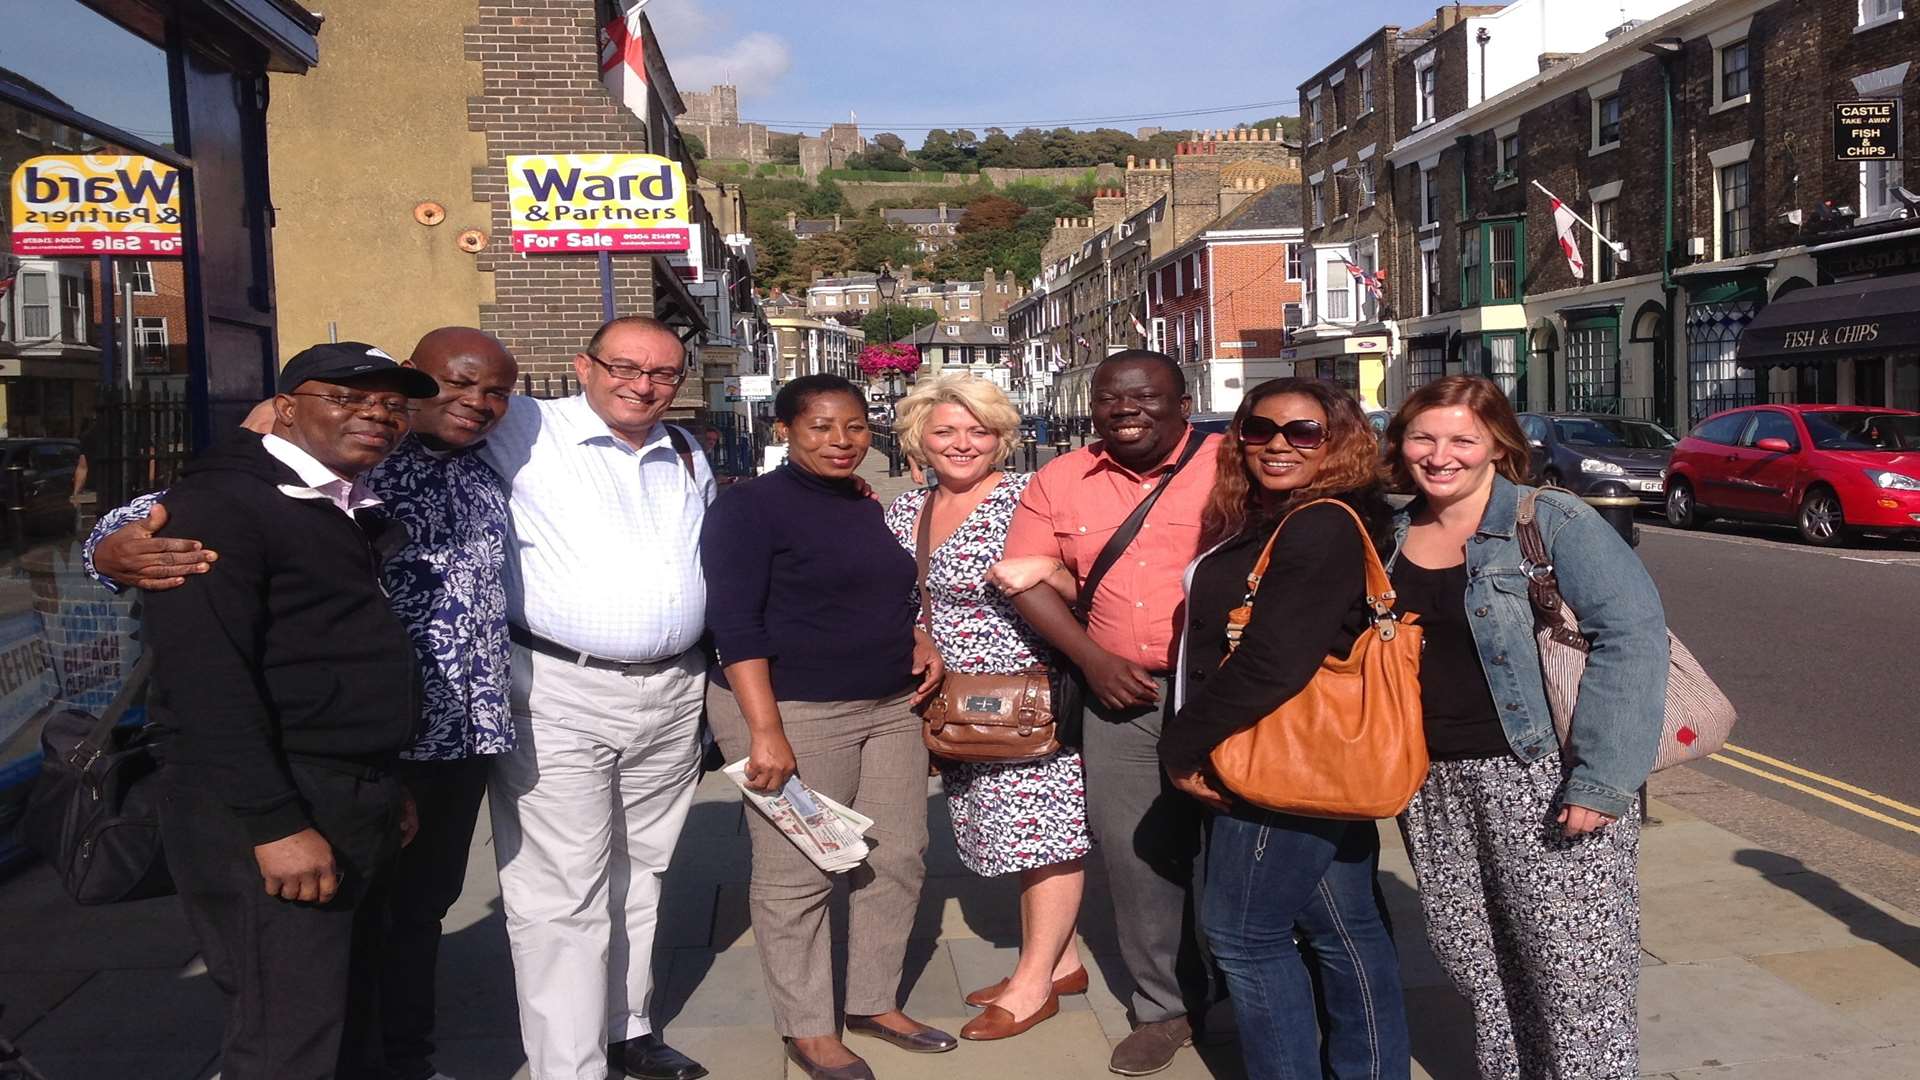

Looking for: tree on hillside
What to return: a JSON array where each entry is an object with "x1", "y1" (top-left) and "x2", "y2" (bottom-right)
[
  {"x1": 682, "y1": 133, "x2": 706, "y2": 161},
  {"x1": 917, "y1": 129, "x2": 976, "y2": 173},
  {"x1": 848, "y1": 215, "x2": 919, "y2": 270},
  {"x1": 861, "y1": 303, "x2": 938, "y2": 343},
  {"x1": 802, "y1": 178, "x2": 848, "y2": 216},
  {"x1": 791, "y1": 232, "x2": 860, "y2": 282},
  {"x1": 957, "y1": 194, "x2": 1028, "y2": 235}
]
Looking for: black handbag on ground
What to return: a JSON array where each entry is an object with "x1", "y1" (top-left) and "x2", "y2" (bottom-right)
[
  {"x1": 21, "y1": 652, "x2": 173, "y2": 905},
  {"x1": 1051, "y1": 432, "x2": 1209, "y2": 746}
]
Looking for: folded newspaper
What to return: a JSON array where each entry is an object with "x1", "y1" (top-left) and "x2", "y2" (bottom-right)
[{"x1": 723, "y1": 759, "x2": 875, "y2": 873}]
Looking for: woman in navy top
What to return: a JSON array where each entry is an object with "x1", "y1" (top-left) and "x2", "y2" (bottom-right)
[{"x1": 700, "y1": 374, "x2": 952, "y2": 1080}]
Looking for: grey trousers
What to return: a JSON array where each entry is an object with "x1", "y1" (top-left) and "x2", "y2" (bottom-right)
[
  {"x1": 705, "y1": 684, "x2": 930, "y2": 1038},
  {"x1": 1081, "y1": 677, "x2": 1214, "y2": 1025}
]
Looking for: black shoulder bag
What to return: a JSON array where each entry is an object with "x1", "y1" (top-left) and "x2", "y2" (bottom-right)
[
  {"x1": 1051, "y1": 432, "x2": 1209, "y2": 744},
  {"x1": 22, "y1": 650, "x2": 173, "y2": 905}
]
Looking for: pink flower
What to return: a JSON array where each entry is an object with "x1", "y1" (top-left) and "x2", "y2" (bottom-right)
[{"x1": 857, "y1": 343, "x2": 923, "y2": 379}]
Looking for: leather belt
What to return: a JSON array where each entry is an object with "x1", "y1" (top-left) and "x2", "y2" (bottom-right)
[{"x1": 509, "y1": 625, "x2": 686, "y2": 675}]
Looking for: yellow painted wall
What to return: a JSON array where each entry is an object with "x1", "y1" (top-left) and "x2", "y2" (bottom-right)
[{"x1": 266, "y1": 0, "x2": 492, "y2": 363}]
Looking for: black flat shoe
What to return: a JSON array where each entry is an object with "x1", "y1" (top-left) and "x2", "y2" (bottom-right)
[
  {"x1": 843, "y1": 1014, "x2": 959, "y2": 1053},
  {"x1": 784, "y1": 1039, "x2": 876, "y2": 1080},
  {"x1": 607, "y1": 1033, "x2": 708, "y2": 1080}
]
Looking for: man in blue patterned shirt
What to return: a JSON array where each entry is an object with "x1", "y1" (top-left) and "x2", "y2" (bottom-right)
[{"x1": 88, "y1": 327, "x2": 519, "y2": 1080}]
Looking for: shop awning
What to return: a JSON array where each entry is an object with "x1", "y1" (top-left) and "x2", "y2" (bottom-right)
[{"x1": 1736, "y1": 272, "x2": 1920, "y2": 368}]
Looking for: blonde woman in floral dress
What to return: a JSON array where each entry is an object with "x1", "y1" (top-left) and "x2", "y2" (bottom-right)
[{"x1": 883, "y1": 374, "x2": 1093, "y2": 1043}]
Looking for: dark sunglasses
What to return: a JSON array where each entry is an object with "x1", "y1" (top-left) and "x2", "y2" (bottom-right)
[{"x1": 1239, "y1": 415, "x2": 1327, "y2": 450}]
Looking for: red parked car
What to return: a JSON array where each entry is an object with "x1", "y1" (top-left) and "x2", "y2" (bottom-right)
[{"x1": 1665, "y1": 404, "x2": 1920, "y2": 546}]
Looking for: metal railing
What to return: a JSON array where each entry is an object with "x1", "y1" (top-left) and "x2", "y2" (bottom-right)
[{"x1": 89, "y1": 382, "x2": 192, "y2": 511}]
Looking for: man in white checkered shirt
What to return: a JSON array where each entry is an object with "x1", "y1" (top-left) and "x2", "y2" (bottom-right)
[{"x1": 478, "y1": 315, "x2": 714, "y2": 1080}]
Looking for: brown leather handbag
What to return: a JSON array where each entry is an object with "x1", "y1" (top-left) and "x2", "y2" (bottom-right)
[
  {"x1": 1207, "y1": 499, "x2": 1429, "y2": 820},
  {"x1": 915, "y1": 492, "x2": 1062, "y2": 765}
]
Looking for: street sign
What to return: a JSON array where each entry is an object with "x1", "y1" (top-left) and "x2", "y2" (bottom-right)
[
  {"x1": 1834, "y1": 101, "x2": 1901, "y2": 161},
  {"x1": 9, "y1": 154, "x2": 183, "y2": 257},
  {"x1": 506, "y1": 153, "x2": 692, "y2": 254}
]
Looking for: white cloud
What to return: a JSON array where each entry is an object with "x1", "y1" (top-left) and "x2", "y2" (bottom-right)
[
  {"x1": 645, "y1": 0, "x2": 793, "y2": 100},
  {"x1": 671, "y1": 32, "x2": 793, "y2": 100}
]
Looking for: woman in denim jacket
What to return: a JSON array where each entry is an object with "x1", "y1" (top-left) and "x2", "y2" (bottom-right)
[{"x1": 1383, "y1": 377, "x2": 1667, "y2": 1080}]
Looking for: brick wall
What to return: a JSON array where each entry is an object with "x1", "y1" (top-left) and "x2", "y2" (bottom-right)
[
  {"x1": 1211, "y1": 241, "x2": 1305, "y2": 359},
  {"x1": 1301, "y1": 28, "x2": 1403, "y2": 315}
]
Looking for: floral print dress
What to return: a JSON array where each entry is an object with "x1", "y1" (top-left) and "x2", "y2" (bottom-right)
[{"x1": 885, "y1": 473, "x2": 1092, "y2": 877}]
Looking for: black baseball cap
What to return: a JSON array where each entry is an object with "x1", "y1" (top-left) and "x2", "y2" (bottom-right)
[{"x1": 278, "y1": 341, "x2": 440, "y2": 398}]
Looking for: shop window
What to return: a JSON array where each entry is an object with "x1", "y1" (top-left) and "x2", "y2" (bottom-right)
[
  {"x1": 1686, "y1": 300, "x2": 1760, "y2": 423},
  {"x1": 1565, "y1": 318, "x2": 1622, "y2": 413}
]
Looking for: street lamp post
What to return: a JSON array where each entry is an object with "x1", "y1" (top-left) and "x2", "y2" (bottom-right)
[{"x1": 876, "y1": 266, "x2": 903, "y2": 476}]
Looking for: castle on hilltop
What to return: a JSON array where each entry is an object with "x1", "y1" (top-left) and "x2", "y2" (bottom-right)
[{"x1": 679, "y1": 84, "x2": 864, "y2": 180}]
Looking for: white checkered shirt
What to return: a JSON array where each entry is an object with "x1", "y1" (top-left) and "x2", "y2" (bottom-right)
[{"x1": 480, "y1": 394, "x2": 714, "y2": 661}]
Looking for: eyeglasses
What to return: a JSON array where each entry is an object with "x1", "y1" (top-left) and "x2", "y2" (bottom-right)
[
  {"x1": 587, "y1": 355, "x2": 687, "y2": 386},
  {"x1": 1239, "y1": 415, "x2": 1327, "y2": 450},
  {"x1": 289, "y1": 392, "x2": 414, "y2": 418}
]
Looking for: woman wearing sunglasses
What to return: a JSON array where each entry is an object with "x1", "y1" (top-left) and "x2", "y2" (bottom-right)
[{"x1": 1159, "y1": 377, "x2": 1410, "y2": 1080}]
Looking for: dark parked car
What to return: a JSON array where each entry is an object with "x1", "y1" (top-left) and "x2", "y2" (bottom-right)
[
  {"x1": 1665, "y1": 404, "x2": 1920, "y2": 546},
  {"x1": 1518, "y1": 413, "x2": 1676, "y2": 505},
  {"x1": 0, "y1": 438, "x2": 82, "y2": 547}
]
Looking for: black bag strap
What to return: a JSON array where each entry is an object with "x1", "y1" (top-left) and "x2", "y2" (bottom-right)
[
  {"x1": 664, "y1": 424, "x2": 698, "y2": 482},
  {"x1": 1073, "y1": 430, "x2": 1208, "y2": 623},
  {"x1": 73, "y1": 650, "x2": 156, "y2": 766},
  {"x1": 915, "y1": 491, "x2": 935, "y2": 632}
]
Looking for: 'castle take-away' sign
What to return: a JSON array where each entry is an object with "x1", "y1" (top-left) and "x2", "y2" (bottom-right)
[{"x1": 1833, "y1": 101, "x2": 1901, "y2": 161}]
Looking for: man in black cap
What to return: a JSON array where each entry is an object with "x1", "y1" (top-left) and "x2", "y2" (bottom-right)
[{"x1": 143, "y1": 342, "x2": 440, "y2": 1080}]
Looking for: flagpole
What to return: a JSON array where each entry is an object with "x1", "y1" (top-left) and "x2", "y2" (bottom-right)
[{"x1": 1532, "y1": 180, "x2": 1628, "y2": 259}]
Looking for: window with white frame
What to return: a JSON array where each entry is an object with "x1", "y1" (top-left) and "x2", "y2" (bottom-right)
[
  {"x1": 1284, "y1": 302, "x2": 1303, "y2": 342},
  {"x1": 1308, "y1": 92, "x2": 1323, "y2": 143},
  {"x1": 1421, "y1": 246, "x2": 1440, "y2": 316},
  {"x1": 1356, "y1": 241, "x2": 1380, "y2": 322},
  {"x1": 1417, "y1": 61, "x2": 1438, "y2": 126},
  {"x1": 18, "y1": 272, "x2": 50, "y2": 338},
  {"x1": 1596, "y1": 94, "x2": 1622, "y2": 148},
  {"x1": 1358, "y1": 158, "x2": 1376, "y2": 207},
  {"x1": 124, "y1": 260, "x2": 155, "y2": 294},
  {"x1": 1863, "y1": 156, "x2": 1906, "y2": 218},
  {"x1": 1325, "y1": 256, "x2": 1353, "y2": 322},
  {"x1": 1311, "y1": 180, "x2": 1326, "y2": 227},
  {"x1": 1286, "y1": 243, "x2": 1305, "y2": 281},
  {"x1": 1710, "y1": 141, "x2": 1755, "y2": 258},
  {"x1": 992, "y1": 325, "x2": 1005, "y2": 337},
  {"x1": 1858, "y1": 0, "x2": 1903, "y2": 28},
  {"x1": 1497, "y1": 130, "x2": 1521, "y2": 179},
  {"x1": 1594, "y1": 198, "x2": 1620, "y2": 282},
  {"x1": 1721, "y1": 41, "x2": 1750, "y2": 101},
  {"x1": 1421, "y1": 167, "x2": 1439, "y2": 225},
  {"x1": 60, "y1": 276, "x2": 87, "y2": 343},
  {"x1": 959, "y1": 297, "x2": 971, "y2": 310},
  {"x1": 1358, "y1": 57, "x2": 1375, "y2": 113},
  {"x1": 134, "y1": 316, "x2": 167, "y2": 358}
]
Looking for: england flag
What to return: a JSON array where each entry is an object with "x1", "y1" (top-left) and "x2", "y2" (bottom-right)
[{"x1": 599, "y1": 0, "x2": 650, "y2": 120}]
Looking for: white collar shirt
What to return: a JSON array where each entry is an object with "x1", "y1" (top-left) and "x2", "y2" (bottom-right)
[
  {"x1": 479, "y1": 394, "x2": 714, "y2": 661},
  {"x1": 261, "y1": 433, "x2": 383, "y2": 518}
]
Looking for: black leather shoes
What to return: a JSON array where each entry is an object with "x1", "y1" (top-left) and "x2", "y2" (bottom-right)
[
  {"x1": 784, "y1": 1039, "x2": 876, "y2": 1080},
  {"x1": 843, "y1": 1013, "x2": 959, "y2": 1053},
  {"x1": 607, "y1": 1033, "x2": 708, "y2": 1080}
]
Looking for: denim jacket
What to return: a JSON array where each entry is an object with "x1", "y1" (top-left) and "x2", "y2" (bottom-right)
[{"x1": 1390, "y1": 476, "x2": 1669, "y2": 818}]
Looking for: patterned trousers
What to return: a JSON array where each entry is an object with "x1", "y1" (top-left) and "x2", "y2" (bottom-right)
[{"x1": 1399, "y1": 752, "x2": 1640, "y2": 1080}]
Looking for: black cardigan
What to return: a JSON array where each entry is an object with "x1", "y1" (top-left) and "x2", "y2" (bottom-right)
[{"x1": 143, "y1": 432, "x2": 421, "y2": 844}]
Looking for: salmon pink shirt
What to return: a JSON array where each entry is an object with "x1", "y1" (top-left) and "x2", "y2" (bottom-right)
[{"x1": 1003, "y1": 428, "x2": 1223, "y2": 672}]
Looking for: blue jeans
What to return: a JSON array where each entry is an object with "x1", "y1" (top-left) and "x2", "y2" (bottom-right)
[{"x1": 1203, "y1": 810, "x2": 1410, "y2": 1080}]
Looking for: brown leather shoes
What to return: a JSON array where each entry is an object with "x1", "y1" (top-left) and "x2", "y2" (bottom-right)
[
  {"x1": 842, "y1": 1014, "x2": 958, "y2": 1054},
  {"x1": 963, "y1": 966, "x2": 1091, "y2": 1007},
  {"x1": 1108, "y1": 1014, "x2": 1193, "y2": 1076},
  {"x1": 960, "y1": 991, "x2": 1060, "y2": 1041}
]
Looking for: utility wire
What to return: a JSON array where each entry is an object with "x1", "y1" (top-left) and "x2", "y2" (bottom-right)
[{"x1": 738, "y1": 98, "x2": 1300, "y2": 133}]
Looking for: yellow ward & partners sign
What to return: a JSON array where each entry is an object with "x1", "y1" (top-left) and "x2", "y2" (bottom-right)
[
  {"x1": 9, "y1": 154, "x2": 183, "y2": 256},
  {"x1": 507, "y1": 153, "x2": 691, "y2": 254}
]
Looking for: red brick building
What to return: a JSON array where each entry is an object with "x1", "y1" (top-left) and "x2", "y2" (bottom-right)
[{"x1": 1144, "y1": 181, "x2": 1306, "y2": 413}]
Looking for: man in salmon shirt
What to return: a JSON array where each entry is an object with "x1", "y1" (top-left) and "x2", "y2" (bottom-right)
[{"x1": 1002, "y1": 351, "x2": 1224, "y2": 1077}]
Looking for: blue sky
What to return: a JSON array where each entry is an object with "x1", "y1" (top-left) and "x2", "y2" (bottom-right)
[{"x1": 649, "y1": 0, "x2": 1434, "y2": 140}]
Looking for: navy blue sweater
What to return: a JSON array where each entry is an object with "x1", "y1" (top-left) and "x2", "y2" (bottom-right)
[{"x1": 700, "y1": 464, "x2": 918, "y2": 702}]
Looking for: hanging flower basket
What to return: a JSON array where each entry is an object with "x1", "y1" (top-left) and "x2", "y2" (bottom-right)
[{"x1": 858, "y1": 343, "x2": 922, "y2": 380}]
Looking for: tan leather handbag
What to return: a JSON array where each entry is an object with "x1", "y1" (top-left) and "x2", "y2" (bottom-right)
[
  {"x1": 914, "y1": 493, "x2": 1062, "y2": 765},
  {"x1": 1208, "y1": 500, "x2": 1429, "y2": 820}
]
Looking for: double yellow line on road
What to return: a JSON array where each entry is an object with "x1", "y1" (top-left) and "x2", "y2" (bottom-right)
[{"x1": 1710, "y1": 743, "x2": 1920, "y2": 836}]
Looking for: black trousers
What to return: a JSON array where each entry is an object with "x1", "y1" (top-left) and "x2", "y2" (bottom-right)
[
  {"x1": 379, "y1": 756, "x2": 490, "y2": 1080},
  {"x1": 160, "y1": 760, "x2": 403, "y2": 1080}
]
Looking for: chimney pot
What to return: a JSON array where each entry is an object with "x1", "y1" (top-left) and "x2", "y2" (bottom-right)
[{"x1": 1127, "y1": 155, "x2": 1137, "y2": 168}]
